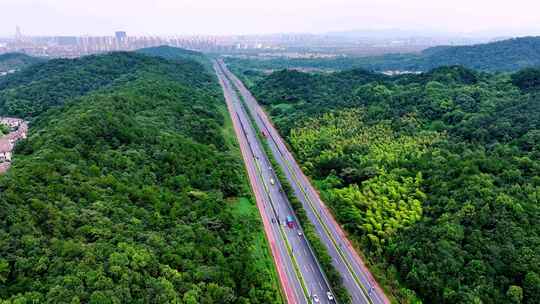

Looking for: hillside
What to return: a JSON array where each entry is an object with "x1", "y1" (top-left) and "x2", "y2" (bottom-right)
[
  {"x1": 0, "y1": 53, "x2": 45, "y2": 74},
  {"x1": 227, "y1": 36, "x2": 540, "y2": 73},
  {"x1": 137, "y1": 46, "x2": 211, "y2": 72},
  {"x1": 137, "y1": 46, "x2": 203, "y2": 61},
  {"x1": 249, "y1": 66, "x2": 540, "y2": 303},
  {"x1": 418, "y1": 36, "x2": 540, "y2": 71},
  {"x1": 0, "y1": 52, "x2": 282, "y2": 303},
  {"x1": 0, "y1": 52, "x2": 211, "y2": 118}
]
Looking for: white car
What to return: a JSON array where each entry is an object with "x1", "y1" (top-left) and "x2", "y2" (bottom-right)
[
  {"x1": 327, "y1": 291, "x2": 334, "y2": 301},
  {"x1": 270, "y1": 178, "x2": 275, "y2": 185},
  {"x1": 298, "y1": 231, "x2": 303, "y2": 237},
  {"x1": 312, "y1": 294, "x2": 319, "y2": 303}
]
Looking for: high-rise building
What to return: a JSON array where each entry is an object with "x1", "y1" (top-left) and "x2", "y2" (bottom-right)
[
  {"x1": 15, "y1": 26, "x2": 23, "y2": 41},
  {"x1": 115, "y1": 31, "x2": 127, "y2": 42},
  {"x1": 56, "y1": 36, "x2": 78, "y2": 46}
]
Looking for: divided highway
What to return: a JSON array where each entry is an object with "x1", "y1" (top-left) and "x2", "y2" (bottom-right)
[
  {"x1": 215, "y1": 61, "x2": 336, "y2": 304},
  {"x1": 217, "y1": 60, "x2": 391, "y2": 304}
]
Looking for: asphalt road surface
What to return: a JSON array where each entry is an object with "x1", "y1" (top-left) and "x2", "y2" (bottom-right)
[
  {"x1": 217, "y1": 60, "x2": 391, "y2": 304},
  {"x1": 215, "y1": 61, "x2": 335, "y2": 304}
]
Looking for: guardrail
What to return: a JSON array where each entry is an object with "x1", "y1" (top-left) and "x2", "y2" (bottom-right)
[
  {"x1": 222, "y1": 62, "x2": 376, "y2": 304},
  {"x1": 232, "y1": 77, "x2": 339, "y2": 304},
  {"x1": 218, "y1": 62, "x2": 311, "y2": 303}
]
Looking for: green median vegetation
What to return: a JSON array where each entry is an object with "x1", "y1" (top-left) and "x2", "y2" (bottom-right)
[{"x1": 232, "y1": 83, "x2": 352, "y2": 303}]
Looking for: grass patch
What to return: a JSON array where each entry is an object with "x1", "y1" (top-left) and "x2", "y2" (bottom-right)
[
  {"x1": 220, "y1": 104, "x2": 241, "y2": 153},
  {"x1": 231, "y1": 197, "x2": 253, "y2": 216},
  {"x1": 230, "y1": 196, "x2": 284, "y2": 304}
]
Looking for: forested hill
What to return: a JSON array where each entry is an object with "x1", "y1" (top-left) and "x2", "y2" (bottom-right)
[
  {"x1": 136, "y1": 46, "x2": 204, "y2": 61},
  {"x1": 0, "y1": 52, "x2": 282, "y2": 303},
  {"x1": 418, "y1": 36, "x2": 540, "y2": 71},
  {"x1": 226, "y1": 36, "x2": 540, "y2": 73},
  {"x1": 0, "y1": 53, "x2": 45, "y2": 74},
  {"x1": 250, "y1": 66, "x2": 540, "y2": 303},
  {"x1": 0, "y1": 51, "x2": 211, "y2": 118},
  {"x1": 136, "y1": 46, "x2": 211, "y2": 72}
]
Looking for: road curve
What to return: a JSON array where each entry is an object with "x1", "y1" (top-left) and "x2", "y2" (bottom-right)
[
  {"x1": 218, "y1": 60, "x2": 391, "y2": 304},
  {"x1": 215, "y1": 61, "x2": 336, "y2": 304}
]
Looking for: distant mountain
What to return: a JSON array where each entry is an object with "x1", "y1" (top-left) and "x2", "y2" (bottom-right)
[
  {"x1": 0, "y1": 53, "x2": 45, "y2": 74},
  {"x1": 325, "y1": 28, "x2": 452, "y2": 40},
  {"x1": 0, "y1": 51, "x2": 211, "y2": 118},
  {"x1": 418, "y1": 36, "x2": 540, "y2": 71},
  {"x1": 137, "y1": 45, "x2": 200, "y2": 58},
  {"x1": 228, "y1": 36, "x2": 540, "y2": 73}
]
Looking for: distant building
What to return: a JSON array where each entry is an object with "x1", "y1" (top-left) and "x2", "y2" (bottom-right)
[
  {"x1": 15, "y1": 26, "x2": 23, "y2": 42},
  {"x1": 56, "y1": 36, "x2": 78, "y2": 46},
  {"x1": 0, "y1": 139, "x2": 13, "y2": 162},
  {"x1": 115, "y1": 31, "x2": 127, "y2": 42}
]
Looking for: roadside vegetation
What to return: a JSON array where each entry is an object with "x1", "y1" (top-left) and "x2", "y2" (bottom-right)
[
  {"x1": 246, "y1": 65, "x2": 540, "y2": 303},
  {"x1": 0, "y1": 50, "x2": 282, "y2": 303}
]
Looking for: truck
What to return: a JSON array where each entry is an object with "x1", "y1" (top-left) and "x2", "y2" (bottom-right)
[{"x1": 286, "y1": 216, "x2": 295, "y2": 229}]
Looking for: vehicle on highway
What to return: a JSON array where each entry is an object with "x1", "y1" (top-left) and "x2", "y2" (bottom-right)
[
  {"x1": 286, "y1": 215, "x2": 295, "y2": 228},
  {"x1": 298, "y1": 230, "x2": 303, "y2": 236},
  {"x1": 312, "y1": 294, "x2": 319, "y2": 303},
  {"x1": 270, "y1": 178, "x2": 275, "y2": 185},
  {"x1": 326, "y1": 291, "x2": 334, "y2": 301}
]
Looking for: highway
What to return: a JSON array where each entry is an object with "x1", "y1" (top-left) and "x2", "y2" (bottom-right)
[
  {"x1": 217, "y1": 60, "x2": 391, "y2": 304},
  {"x1": 215, "y1": 61, "x2": 335, "y2": 304}
]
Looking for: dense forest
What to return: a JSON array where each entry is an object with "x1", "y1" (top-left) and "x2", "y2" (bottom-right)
[
  {"x1": 226, "y1": 36, "x2": 540, "y2": 73},
  {"x1": 136, "y1": 46, "x2": 209, "y2": 68},
  {"x1": 0, "y1": 50, "x2": 282, "y2": 303},
  {"x1": 0, "y1": 51, "x2": 211, "y2": 118},
  {"x1": 0, "y1": 53, "x2": 45, "y2": 74},
  {"x1": 248, "y1": 65, "x2": 540, "y2": 303}
]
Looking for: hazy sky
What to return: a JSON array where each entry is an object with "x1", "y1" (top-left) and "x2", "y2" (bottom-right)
[{"x1": 1, "y1": 0, "x2": 540, "y2": 36}]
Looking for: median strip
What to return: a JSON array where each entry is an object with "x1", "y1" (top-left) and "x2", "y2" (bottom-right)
[
  {"x1": 281, "y1": 155, "x2": 373, "y2": 304},
  {"x1": 224, "y1": 65, "x2": 375, "y2": 304},
  {"x1": 227, "y1": 68, "x2": 345, "y2": 303},
  {"x1": 218, "y1": 62, "x2": 311, "y2": 303},
  {"x1": 254, "y1": 145, "x2": 311, "y2": 302}
]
